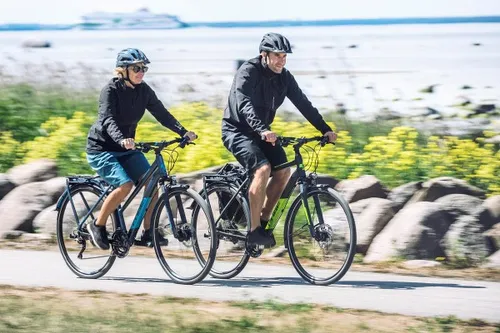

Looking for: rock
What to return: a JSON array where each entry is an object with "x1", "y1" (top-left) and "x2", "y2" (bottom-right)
[
  {"x1": 436, "y1": 194, "x2": 495, "y2": 230},
  {"x1": 387, "y1": 181, "x2": 423, "y2": 212},
  {"x1": 177, "y1": 84, "x2": 196, "y2": 93},
  {"x1": 473, "y1": 104, "x2": 496, "y2": 115},
  {"x1": 442, "y1": 215, "x2": 493, "y2": 266},
  {"x1": 21, "y1": 40, "x2": 51, "y2": 48},
  {"x1": 335, "y1": 175, "x2": 387, "y2": 203},
  {"x1": 0, "y1": 174, "x2": 15, "y2": 200},
  {"x1": 484, "y1": 223, "x2": 500, "y2": 250},
  {"x1": 408, "y1": 177, "x2": 486, "y2": 203},
  {"x1": 364, "y1": 202, "x2": 453, "y2": 263},
  {"x1": 485, "y1": 135, "x2": 500, "y2": 144},
  {"x1": 420, "y1": 85, "x2": 437, "y2": 94},
  {"x1": 461, "y1": 85, "x2": 473, "y2": 90},
  {"x1": 0, "y1": 177, "x2": 66, "y2": 233},
  {"x1": 348, "y1": 44, "x2": 358, "y2": 49},
  {"x1": 453, "y1": 95, "x2": 471, "y2": 106},
  {"x1": 335, "y1": 102, "x2": 347, "y2": 115},
  {"x1": 315, "y1": 174, "x2": 339, "y2": 188},
  {"x1": 483, "y1": 196, "x2": 500, "y2": 224},
  {"x1": 402, "y1": 260, "x2": 442, "y2": 269},
  {"x1": 482, "y1": 250, "x2": 500, "y2": 268},
  {"x1": 375, "y1": 107, "x2": 403, "y2": 121},
  {"x1": 33, "y1": 204, "x2": 58, "y2": 234},
  {"x1": 7, "y1": 159, "x2": 58, "y2": 186},
  {"x1": 355, "y1": 198, "x2": 395, "y2": 254}
]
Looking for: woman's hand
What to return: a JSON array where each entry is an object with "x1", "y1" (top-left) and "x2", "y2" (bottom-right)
[{"x1": 184, "y1": 131, "x2": 197, "y2": 142}]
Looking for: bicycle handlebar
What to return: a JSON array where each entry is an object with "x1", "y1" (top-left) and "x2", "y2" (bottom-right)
[
  {"x1": 135, "y1": 137, "x2": 194, "y2": 153},
  {"x1": 277, "y1": 135, "x2": 335, "y2": 148}
]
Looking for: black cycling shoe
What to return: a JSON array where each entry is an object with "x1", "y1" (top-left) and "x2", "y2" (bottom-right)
[
  {"x1": 87, "y1": 221, "x2": 110, "y2": 250},
  {"x1": 260, "y1": 219, "x2": 276, "y2": 248},
  {"x1": 135, "y1": 229, "x2": 168, "y2": 247},
  {"x1": 247, "y1": 226, "x2": 274, "y2": 246}
]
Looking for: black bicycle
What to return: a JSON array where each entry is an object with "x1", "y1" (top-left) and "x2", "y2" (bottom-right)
[
  {"x1": 55, "y1": 137, "x2": 217, "y2": 285},
  {"x1": 197, "y1": 135, "x2": 356, "y2": 285}
]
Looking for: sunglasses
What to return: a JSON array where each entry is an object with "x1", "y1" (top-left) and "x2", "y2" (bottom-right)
[{"x1": 131, "y1": 65, "x2": 149, "y2": 73}]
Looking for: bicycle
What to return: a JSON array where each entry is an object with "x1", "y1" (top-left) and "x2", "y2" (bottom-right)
[
  {"x1": 197, "y1": 135, "x2": 356, "y2": 285},
  {"x1": 55, "y1": 137, "x2": 217, "y2": 285}
]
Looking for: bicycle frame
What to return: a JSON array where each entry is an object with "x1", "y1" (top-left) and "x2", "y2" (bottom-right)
[
  {"x1": 205, "y1": 136, "x2": 327, "y2": 240},
  {"x1": 64, "y1": 141, "x2": 188, "y2": 247}
]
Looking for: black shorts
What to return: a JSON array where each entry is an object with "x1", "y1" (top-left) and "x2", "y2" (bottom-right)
[{"x1": 222, "y1": 132, "x2": 288, "y2": 175}]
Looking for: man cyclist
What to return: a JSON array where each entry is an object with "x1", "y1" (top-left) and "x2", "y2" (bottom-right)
[{"x1": 221, "y1": 32, "x2": 336, "y2": 247}]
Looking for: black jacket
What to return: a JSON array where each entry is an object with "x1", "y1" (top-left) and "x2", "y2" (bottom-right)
[
  {"x1": 222, "y1": 56, "x2": 332, "y2": 136},
  {"x1": 87, "y1": 78, "x2": 187, "y2": 153}
]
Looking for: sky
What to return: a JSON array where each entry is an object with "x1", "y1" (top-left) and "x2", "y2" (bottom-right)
[{"x1": 1, "y1": 0, "x2": 500, "y2": 24}]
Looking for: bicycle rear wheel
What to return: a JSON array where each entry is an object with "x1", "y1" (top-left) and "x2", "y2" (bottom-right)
[
  {"x1": 285, "y1": 187, "x2": 356, "y2": 285},
  {"x1": 56, "y1": 185, "x2": 116, "y2": 279},
  {"x1": 152, "y1": 187, "x2": 217, "y2": 284},
  {"x1": 198, "y1": 184, "x2": 250, "y2": 279}
]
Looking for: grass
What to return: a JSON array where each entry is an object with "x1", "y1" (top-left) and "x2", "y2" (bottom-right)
[{"x1": 0, "y1": 286, "x2": 498, "y2": 333}]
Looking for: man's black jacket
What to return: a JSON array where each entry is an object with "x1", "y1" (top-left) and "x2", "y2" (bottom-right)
[{"x1": 222, "y1": 56, "x2": 332, "y2": 136}]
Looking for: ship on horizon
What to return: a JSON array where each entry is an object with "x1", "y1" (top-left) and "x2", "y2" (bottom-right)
[{"x1": 77, "y1": 8, "x2": 187, "y2": 30}]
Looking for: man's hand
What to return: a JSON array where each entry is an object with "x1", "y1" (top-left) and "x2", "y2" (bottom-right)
[
  {"x1": 120, "y1": 138, "x2": 135, "y2": 150},
  {"x1": 261, "y1": 130, "x2": 277, "y2": 146},
  {"x1": 184, "y1": 131, "x2": 197, "y2": 142},
  {"x1": 323, "y1": 131, "x2": 337, "y2": 143}
]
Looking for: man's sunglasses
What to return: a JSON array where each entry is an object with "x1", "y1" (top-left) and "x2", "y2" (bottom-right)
[{"x1": 131, "y1": 65, "x2": 149, "y2": 73}]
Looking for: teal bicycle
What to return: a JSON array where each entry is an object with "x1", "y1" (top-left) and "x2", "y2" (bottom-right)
[
  {"x1": 198, "y1": 135, "x2": 357, "y2": 285},
  {"x1": 56, "y1": 137, "x2": 217, "y2": 285}
]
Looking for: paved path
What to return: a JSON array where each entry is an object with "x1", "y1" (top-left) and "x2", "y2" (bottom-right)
[{"x1": 1, "y1": 250, "x2": 498, "y2": 322}]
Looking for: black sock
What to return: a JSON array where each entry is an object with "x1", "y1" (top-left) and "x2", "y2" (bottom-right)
[{"x1": 260, "y1": 219, "x2": 269, "y2": 229}]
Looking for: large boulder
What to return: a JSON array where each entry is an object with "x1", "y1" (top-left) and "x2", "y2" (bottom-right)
[
  {"x1": 0, "y1": 174, "x2": 15, "y2": 200},
  {"x1": 482, "y1": 250, "x2": 500, "y2": 268},
  {"x1": 364, "y1": 202, "x2": 453, "y2": 263},
  {"x1": 335, "y1": 175, "x2": 387, "y2": 203},
  {"x1": 6, "y1": 159, "x2": 58, "y2": 186},
  {"x1": 0, "y1": 177, "x2": 66, "y2": 233},
  {"x1": 484, "y1": 223, "x2": 500, "y2": 251},
  {"x1": 442, "y1": 215, "x2": 493, "y2": 266},
  {"x1": 387, "y1": 181, "x2": 423, "y2": 211},
  {"x1": 436, "y1": 194, "x2": 495, "y2": 230},
  {"x1": 355, "y1": 198, "x2": 395, "y2": 254},
  {"x1": 483, "y1": 195, "x2": 500, "y2": 224},
  {"x1": 408, "y1": 177, "x2": 486, "y2": 203}
]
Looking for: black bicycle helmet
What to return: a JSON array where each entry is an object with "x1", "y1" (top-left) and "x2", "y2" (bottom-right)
[
  {"x1": 259, "y1": 33, "x2": 293, "y2": 54},
  {"x1": 116, "y1": 48, "x2": 150, "y2": 67}
]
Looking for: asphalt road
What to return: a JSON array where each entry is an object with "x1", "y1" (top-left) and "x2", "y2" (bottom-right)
[{"x1": 0, "y1": 249, "x2": 498, "y2": 322}]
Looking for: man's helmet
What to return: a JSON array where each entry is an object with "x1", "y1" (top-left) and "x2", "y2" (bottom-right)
[
  {"x1": 259, "y1": 33, "x2": 293, "y2": 54},
  {"x1": 116, "y1": 48, "x2": 150, "y2": 67}
]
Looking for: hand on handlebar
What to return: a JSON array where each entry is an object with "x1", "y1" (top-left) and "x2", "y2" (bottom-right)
[
  {"x1": 323, "y1": 131, "x2": 337, "y2": 143},
  {"x1": 184, "y1": 131, "x2": 197, "y2": 142},
  {"x1": 120, "y1": 138, "x2": 135, "y2": 150},
  {"x1": 261, "y1": 130, "x2": 278, "y2": 146}
]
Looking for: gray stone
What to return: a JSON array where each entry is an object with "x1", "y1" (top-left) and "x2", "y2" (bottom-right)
[
  {"x1": 7, "y1": 159, "x2": 57, "y2": 186},
  {"x1": 364, "y1": 202, "x2": 453, "y2": 263}
]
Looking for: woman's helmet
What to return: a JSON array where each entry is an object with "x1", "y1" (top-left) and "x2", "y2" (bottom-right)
[
  {"x1": 259, "y1": 33, "x2": 293, "y2": 54},
  {"x1": 116, "y1": 48, "x2": 150, "y2": 67}
]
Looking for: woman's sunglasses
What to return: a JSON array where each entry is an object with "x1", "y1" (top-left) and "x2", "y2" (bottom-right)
[{"x1": 131, "y1": 65, "x2": 149, "y2": 73}]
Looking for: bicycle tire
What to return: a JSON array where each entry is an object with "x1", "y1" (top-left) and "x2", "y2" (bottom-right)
[
  {"x1": 285, "y1": 186, "x2": 356, "y2": 285},
  {"x1": 56, "y1": 185, "x2": 116, "y2": 279},
  {"x1": 152, "y1": 187, "x2": 217, "y2": 284},
  {"x1": 197, "y1": 183, "x2": 250, "y2": 279}
]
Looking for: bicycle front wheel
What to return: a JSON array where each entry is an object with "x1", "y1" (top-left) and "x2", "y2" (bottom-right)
[
  {"x1": 285, "y1": 187, "x2": 356, "y2": 285},
  {"x1": 152, "y1": 187, "x2": 217, "y2": 284}
]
